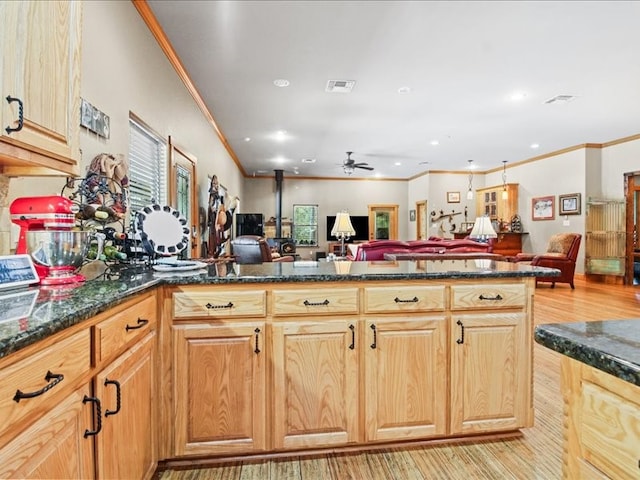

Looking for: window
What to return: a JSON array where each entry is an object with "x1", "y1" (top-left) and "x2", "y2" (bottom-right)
[
  {"x1": 292, "y1": 204, "x2": 318, "y2": 246},
  {"x1": 128, "y1": 115, "x2": 167, "y2": 213}
]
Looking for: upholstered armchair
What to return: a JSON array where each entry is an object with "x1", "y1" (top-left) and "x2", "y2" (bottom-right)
[
  {"x1": 514, "y1": 233, "x2": 582, "y2": 289},
  {"x1": 231, "y1": 235, "x2": 294, "y2": 264}
]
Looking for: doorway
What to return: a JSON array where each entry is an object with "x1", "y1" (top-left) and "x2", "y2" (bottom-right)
[
  {"x1": 416, "y1": 201, "x2": 428, "y2": 240},
  {"x1": 624, "y1": 171, "x2": 640, "y2": 285},
  {"x1": 169, "y1": 137, "x2": 198, "y2": 258},
  {"x1": 367, "y1": 204, "x2": 398, "y2": 241}
]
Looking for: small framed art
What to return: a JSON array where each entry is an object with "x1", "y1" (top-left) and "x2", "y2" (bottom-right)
[
  {"x1": 559, "y1": 193, "x2": 581, "y2": 215},
  {"x1": 409, "y1": 209, "x2": 416, "y2": 222},
  {"x1": 447, "y1": 191, "x2": 460, "y2": 203},
  {"x1": 532, "y1": 196, "x2": 555, "y2": 221}
]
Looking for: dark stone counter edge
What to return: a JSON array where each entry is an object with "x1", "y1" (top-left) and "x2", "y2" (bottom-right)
[{"x1": 534, "y1": 327, "x2": 640, "y2": 387}]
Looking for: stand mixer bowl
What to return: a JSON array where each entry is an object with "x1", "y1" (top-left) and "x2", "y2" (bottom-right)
[{"x1": 26, "y1": 230, "x2": 104, "y2": 285}]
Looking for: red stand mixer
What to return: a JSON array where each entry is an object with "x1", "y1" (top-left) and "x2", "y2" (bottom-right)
[{"x1": 9, "y1": 195, "x2": 96, "y2": 285}]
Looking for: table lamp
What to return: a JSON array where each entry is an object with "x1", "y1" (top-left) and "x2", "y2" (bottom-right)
[
  {"x1": 469, "y1": 216, "x2": 497, "y2": 243},
  {"x1": 331, "y1": 211, "x2": 356, "y2": 257}
]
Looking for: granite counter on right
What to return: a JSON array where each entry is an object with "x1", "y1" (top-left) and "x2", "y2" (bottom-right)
[{"x1": 535, "y1": 320, "x2": 640, "y2": 479}]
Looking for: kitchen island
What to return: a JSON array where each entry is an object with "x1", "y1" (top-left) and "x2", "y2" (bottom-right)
[
  {"x1": 535, "y1": 321, "x2": 640, "y2": 479},
  {"x1": 0, "y1": 259, "x2": 557, "y2": 478}
]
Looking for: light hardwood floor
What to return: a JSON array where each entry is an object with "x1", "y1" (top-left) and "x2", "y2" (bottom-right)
[{"x1": 159, "y1": 278, "x2": 640, "y2": 480}]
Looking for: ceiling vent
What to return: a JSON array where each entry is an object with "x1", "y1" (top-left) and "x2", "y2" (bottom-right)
[
  {"x1": 326, "y1": 80, "x2": 356, "y2": 93},
  {"x1": 544, "y1": 94, "x2": 578, "y2": 104}
]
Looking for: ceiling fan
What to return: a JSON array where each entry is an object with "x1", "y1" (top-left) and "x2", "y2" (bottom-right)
[{"x1": 342, "y1": 151, "x2": 374, "y2": 175}]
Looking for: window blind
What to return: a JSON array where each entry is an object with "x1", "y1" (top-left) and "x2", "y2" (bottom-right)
[{"x1": 128, "y1": 118, "x2": 167, "y2": 214}]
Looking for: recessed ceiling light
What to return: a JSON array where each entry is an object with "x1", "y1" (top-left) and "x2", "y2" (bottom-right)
[
  {"x1": 394, "y1": 162, "x2": 401, "y2": 166},
  {"x1": 244, "y1": 137, "x2": 251, "y2": 142},
  {"x1": 509, "y1": 92, "x2": 527, "y2": 101},
  {"x1": 273, "y1": 130, "x2": 288, "y2": 142},
  {"x1": 273, "y1": 79, "x2": 290, "y2": 87},
  {"x1": 272, "y1": 156, "x2": 286, "y2": 164},
  {"x1": 530, "y1": 143, "x2": 540, "y2": 149},
  {"x1": 301, "y1": 158, "x2": 316, "y2": 163},
  {"x1": 398, "y1": 86, "x2": 411, "y2": 94},
  {"x1": 430, "y1": 140, "x2": 439, "y2": 146},
  {"x1": 326, "y1": 80, "x2": 356, "y2": 93}
]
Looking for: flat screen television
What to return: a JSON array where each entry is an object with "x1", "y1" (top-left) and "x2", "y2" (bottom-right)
[{"x1": 326, "y1": 215, "x2": 369, "y2": 242}]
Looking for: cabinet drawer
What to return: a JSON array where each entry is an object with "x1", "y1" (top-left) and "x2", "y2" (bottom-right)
[
  {"x1": 0, "y1": 329, "x2": 90, "y2": 441},
  {"x1": 173, "y1": 289, "x2": 266, "y2": 318},
  {"x1": 272, "y1": 288, "x2": 358, "y2": 316},
  {"x1": 94, "y1": 294, "x2": 156, "y2": 364},
  {"x1": 451, "y1": 284, "x2": 526, "y2": 310},
  {"x1": 364, "y1": 285, "x2": 445, "y2": 313},
  {"x1": 580, "y1": 380, "x2": 640, "y2": 479}
]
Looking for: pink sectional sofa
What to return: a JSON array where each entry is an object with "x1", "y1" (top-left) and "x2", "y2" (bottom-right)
[{"x1": 348, "y1": 237, "x2": 494, "y2": 261}]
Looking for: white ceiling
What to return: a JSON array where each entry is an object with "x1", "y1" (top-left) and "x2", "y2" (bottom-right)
[{"x1": 146, "y1": 0, "x2": 640, "y2": 179}]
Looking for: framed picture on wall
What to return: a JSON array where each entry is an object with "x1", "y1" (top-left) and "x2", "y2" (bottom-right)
[
  {"x1": 559, "y1": 193, "x2": 581, "y2": 215},
  {"x1": 447, "y1": 191, "x2": 460, "y2": 203},
  {"x1": 532, "y1": 195, "x2": 555, "y2": 221},
  {"x1": 409, "y1": 209, "x2": 416, "y2": 222}
]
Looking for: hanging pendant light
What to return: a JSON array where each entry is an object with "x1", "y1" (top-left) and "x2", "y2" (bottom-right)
[
  {"x1": 501, "y1": 161, "x2": 508, "y2": 200},
  {"x1": 466, "y1": 159, "x2": 474, "y2": 200}
]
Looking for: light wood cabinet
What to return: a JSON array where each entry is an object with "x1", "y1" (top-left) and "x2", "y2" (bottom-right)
[
  {"x1": 272, "y1": 319, "x2": 359, "y2": 449},
  {"x1": 0, "y1": 383, "x2": 94, "y2": 479},
  {"x1": 562, "y1": 357, "x2": 640, "y2": 479},
  {"x1": 364, "y1": 317, "x2": 447, "y2": 441},
  {"x1": 475, "y1": 183, "x2": 518, "y2": 224},
  {"x1": 172, "y1": 322, "x2": 266, "y2": 456},
  {"x1": 94, "y1": 333, "x2": 156, "y2": 480},
  {"x1": 0, "y1": 0, "x2": 81, "y2": 176}
]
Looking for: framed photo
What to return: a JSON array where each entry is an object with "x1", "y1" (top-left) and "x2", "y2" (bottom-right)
[
  {"x1": 532, "y1": 195, "x2": 555, "y2": 221},
  {"x1": 447, "y1": 191, "x2": 460, "y2": 203},
  {"x1": 559, "y1": 193, "x2": 581, "y2": 215},
  {"x1": 409, "y1": 209, "x2": 416, "y2": 222}
]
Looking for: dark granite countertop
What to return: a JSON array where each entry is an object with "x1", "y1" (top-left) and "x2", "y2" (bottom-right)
[
  {"x1": 0, "y1": 259, "x2": 557, "y2": 360},
  {"x1": 535, "y1": 320, "x2": 640, "y2": 387}
]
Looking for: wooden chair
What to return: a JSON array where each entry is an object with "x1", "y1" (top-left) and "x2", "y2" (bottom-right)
[{"x1": 514, "y1": 233, "x2": 582, "y2": 289}]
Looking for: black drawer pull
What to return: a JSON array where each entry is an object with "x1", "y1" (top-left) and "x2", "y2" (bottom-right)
[
  {"x1": 5, "y1": 95, "x2": 24, "y2": 134},
  {"x1": 348, "y1": 324, "x2": 355, "y2": 350},
  {"x1": 394, "y1": 296, "x2": 419, "y2": 303},
  {"x1": 254, "y1": 328, "x2": 261, "y2": 354},
  {"x1": 13, "y1": 371, "x2": 64, "y2": 402},
  {"x1": 478, "y1": 294, "x2": 503, "y2": 301},
  {"x1": 125, "y1": 318, "x2": 149, "y2": 331},
  {"x1": 104, "y1": 379, "x2": 121, "y2": 417},
  {"x1": 83, "y1": 395, "x2": 102, "y2": 437},
  {"x1": 303, "y1": 299, "x2": 330, "y2": 307},
  {"x1": 206, "y1": 302, "x2": 234, "y2": 309},
  {"x1": 370, "y1": 324, "x2": 377, "y2": 349}
]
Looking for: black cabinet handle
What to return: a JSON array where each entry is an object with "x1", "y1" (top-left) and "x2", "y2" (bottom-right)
[
  {"x1": 5, "y1": 95, "x2": 24, "y2": 134},
  {"x1": 104, "y1": 379, "x2": 121, "y2": 417},
  {"x1": 125, "y1": 317, "x2": 149, "y2": 331},
  {"x1": 370, "y1": 324, "x2": 377, "y2": 349},
  {"x1": 394, "y1": 296, "x2": 419, "y2": 303},
  {"x1": 83, "y1": 395, "x2": 102, "y2": 437},
  {"x1": 456, "y1": 319, "x2": 465, "y2": 344},
  {"x1": 254, "y1": 327, "x2": 261, "y2": 354},
  {"x1": 303, "y1": 299, "x2": 330, "y2": 307},
  {"x1": 206, "y1": 302, "x2": 234, "y2": 310},
  {"x1": 13, "y1": 371, "x2": 64, "y2": 402},
  {"x1": 478, "y1": 294, "x2": 503, "y2": 301},
  {"x1": 348, "y1": 324, "x2": 355, "y2": 350}
]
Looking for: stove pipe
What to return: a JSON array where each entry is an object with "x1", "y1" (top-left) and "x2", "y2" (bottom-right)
[{"x1": 274, "y1": 169, "x2": 283, "y2": 238}]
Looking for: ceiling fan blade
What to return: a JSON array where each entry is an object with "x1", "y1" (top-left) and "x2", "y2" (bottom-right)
[{"x1": 355, "y1": 165, "x2": 374, "y2": 171}]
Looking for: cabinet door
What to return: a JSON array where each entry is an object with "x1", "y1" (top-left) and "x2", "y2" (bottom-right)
[
  {"x1": 173, "y1": 322, "x2": 266, "y2": 456},
  {"x1": 0, "y1": 1, "x2": 81, "y2": 174},
  {"x1": 272, "y1": 319, "x2": 359, "y2": 449},
  {"x1": 0, "y1": 384, "x2": 94, "y2": 479},
  {"x1": 94, "y1": 332, "x2": 156, "y2": 480},
  {"x1": 450, "y1": 313, "x2": 531, "y2": 434},
  {"x1": 364, "y1": 317, "x2": 447, "y2": 441}
]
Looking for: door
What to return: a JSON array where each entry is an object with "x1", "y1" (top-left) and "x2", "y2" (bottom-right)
[
  {"x1": 364, "y1": 317, "x2": 447, "y2": 441},
  {"x1": 173, "y1": 322, "x2": 266, "y2": 456},
  {"x1": 272, "y1": 319, "x2": 359, "y2": 449},
  {"x1": 368, "y1": 204, "x2": 399, "y2": 241},
  {"x1": 94, "y1": 333, "x2": 156, "y2": 480},
  {"x1": 624, "y1": 171, "x2": 640, "y2": 285},
  {"x1": 450, "y1": 312, "x2": 529, "y2": 434},
  {"x1": 416, "y1": 201, "x2": 428, "y2": 240},
  {"x1": 169, "y1": 138, "x2": 198, "y2": 258}
]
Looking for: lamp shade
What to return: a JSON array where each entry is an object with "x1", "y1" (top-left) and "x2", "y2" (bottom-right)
[
  {"x1": 469, "y1": 216, "x2": 497, "y2": 241},
  {"x1": 331, "y1": 211, "x2": 356, "y2": 238}
]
